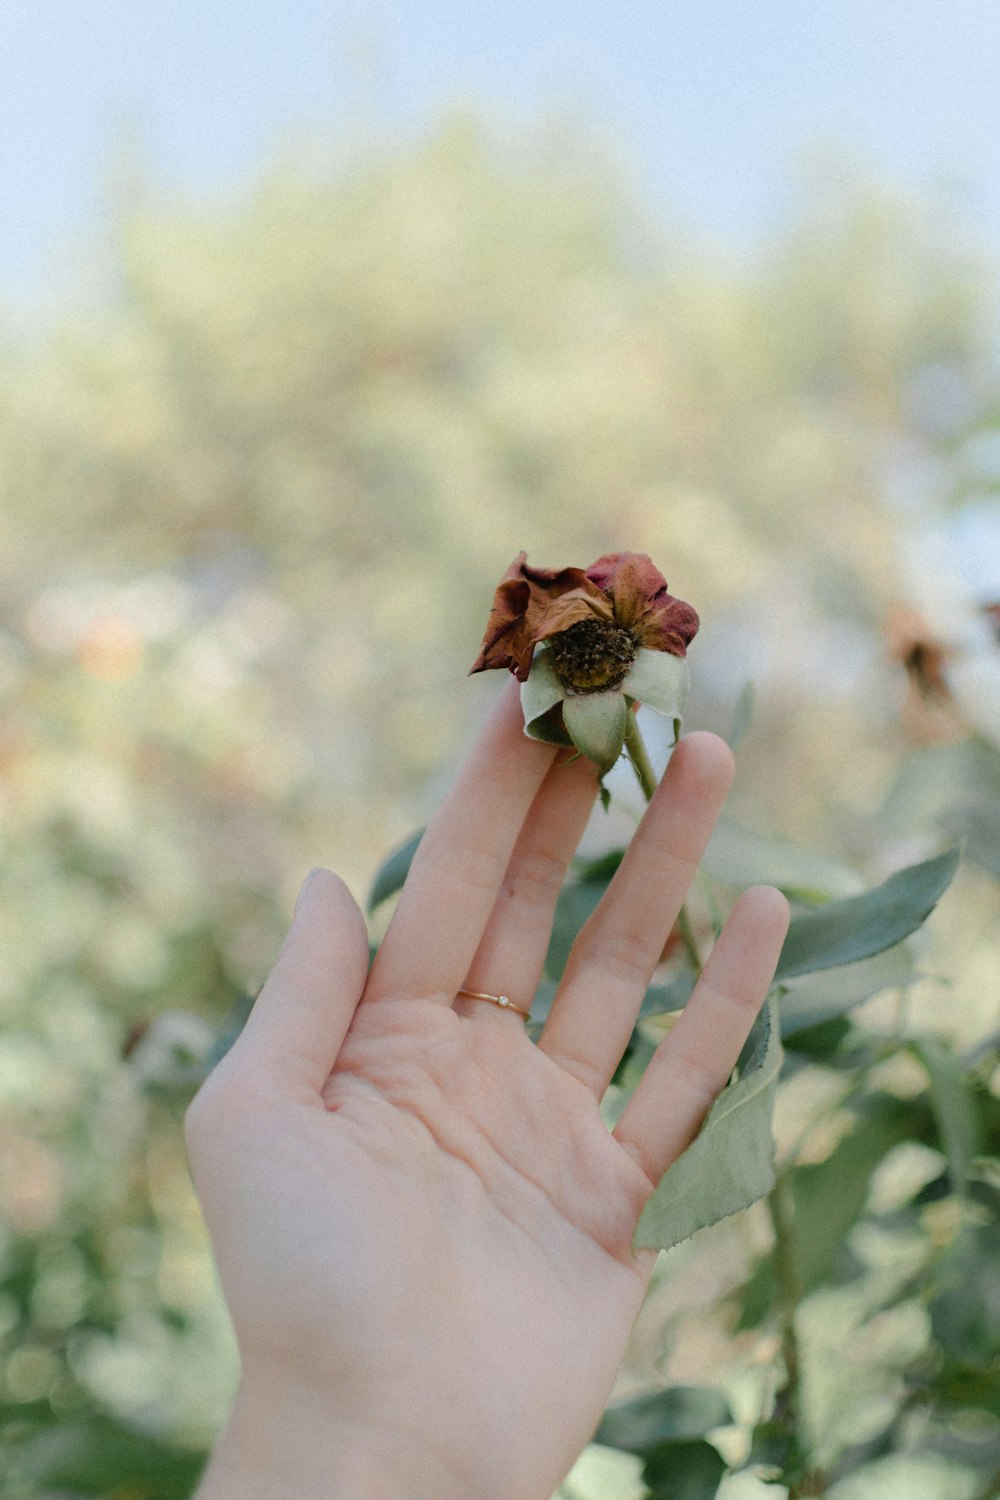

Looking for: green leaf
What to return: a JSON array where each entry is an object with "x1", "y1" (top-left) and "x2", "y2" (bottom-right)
[
  {"x1": 929, "y1": 1217, "x2": 1000, "y2": 1368},
  {"x1": 563, "y1": 691, "x2": 628, "y2": 776},
  {"x1": 634, "y1": 996, "x2": 783, "y2": 1251},
  {"x1": 776, "y1": 941, "x2": 918, "y2": 1037},
  {"x1": 702, "y1": 819, "x2": 863, "y2": 901},
  {"x1": 726, "y1": 681, "x2": 755, "y2": 751},
  {"x1": 575, "y1": 848, "x2": 626, "y2": 882},
  {"x1": 789, "y1": 1092, "x2": 915, "y2": 1292},
  {"x1": 642, "y1": 1438, "x2": 727, "y2": 1500},
  {"x1": 621, "y1": 648, "x2": 689, "y2": 718},
  {"x1": 734, "y1": 1091, "x2": 918, "y2": 1330},
  {"x1": 596, "y1": 1387, "x2": 732, "y2": 1453},
  {"x1": 367, "y1": 828, "x2": 423, "y2": 913},
  {"x1": 774, "y1": 846, "x2": 960, "y2": 981},
  {"x1": 910, "y1": 1036, "x2": 981, "y2": 1192}
]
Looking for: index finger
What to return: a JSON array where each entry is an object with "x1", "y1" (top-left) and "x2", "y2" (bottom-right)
[{"x1": 365, "y1": 680, "x2": 558, "y2": 1006}]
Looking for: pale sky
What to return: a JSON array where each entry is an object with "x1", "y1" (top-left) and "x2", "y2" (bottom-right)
[{"x1": 4, "y1": 0, "x2": 1000, "y2": 311}]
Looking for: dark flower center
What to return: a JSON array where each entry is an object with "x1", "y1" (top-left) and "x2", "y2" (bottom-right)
[{"x1": 547, "y1": 618, "x2": 636, "y2": 693}]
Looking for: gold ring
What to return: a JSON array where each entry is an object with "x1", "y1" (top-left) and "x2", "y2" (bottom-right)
[{"x1": 456, "y1": 988, "x2": 531, "y2": 1019}]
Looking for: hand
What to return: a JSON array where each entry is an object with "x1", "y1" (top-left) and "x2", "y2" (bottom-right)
[{"x1": 186, "y1": 683, "x2": 789, "y2": 1500}]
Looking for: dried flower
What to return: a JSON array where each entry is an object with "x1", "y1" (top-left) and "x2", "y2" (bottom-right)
[{"x1": 471, "y1": 551, "x2": 699, "y2": 774}]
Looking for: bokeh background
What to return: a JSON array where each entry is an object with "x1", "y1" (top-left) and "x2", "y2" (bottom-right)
[{"x1": 3, "y1": 5, "x2": 1000, "y2": 1497}]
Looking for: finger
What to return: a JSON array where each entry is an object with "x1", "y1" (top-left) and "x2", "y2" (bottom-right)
[
  {"x1": 225, "y1": 869, "x2": 370, "y2": 1098},
  {"x1": 455, "y1": 750, "x2": 600, "y2": 1026},
  {"x1": 365, "y1": 679, "x2": 557, "y2": 1006},
  {"x1": 613, "y1": 884, "x2": 790, "y2": 1184},
  {"x1": 537, "y1": 732, "x2": 735, "y2": 1094}
]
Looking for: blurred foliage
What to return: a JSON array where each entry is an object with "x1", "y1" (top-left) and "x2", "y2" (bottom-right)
[{"x1": 1, "y1": 116, "x2": 1000, "y2": 1496}]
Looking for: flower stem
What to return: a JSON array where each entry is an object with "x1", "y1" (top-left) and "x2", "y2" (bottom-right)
[
  {"x1": 623, "y1": 712, "x2": 702, "y2": 973},
  {"x1": 675, "y1": 906, "x2": 703, "y2": 973},
  {"x1": 623, "y1": 710, "x2": 658, "y2": 802}
]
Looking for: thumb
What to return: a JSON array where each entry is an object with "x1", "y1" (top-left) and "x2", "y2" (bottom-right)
[{"x1": 228, "y1": 868, "x2": 370, "y2": 1096}]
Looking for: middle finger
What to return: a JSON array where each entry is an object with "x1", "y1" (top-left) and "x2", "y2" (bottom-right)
[{"x1": 537, "y1": 732, "x2": 735, "y2": 1095}]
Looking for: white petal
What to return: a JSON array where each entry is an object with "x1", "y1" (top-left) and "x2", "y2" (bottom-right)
[
  {"x1": 622, "y1": 648, "x2": 690, "y2": 717},
  {"x1": 562, "y1": 692, "x2": 628, "y2": 775}
]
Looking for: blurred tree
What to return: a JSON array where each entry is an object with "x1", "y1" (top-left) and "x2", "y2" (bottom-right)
[{"x1": 1, "y1": 117, "x2": 999, "y2": 1497}]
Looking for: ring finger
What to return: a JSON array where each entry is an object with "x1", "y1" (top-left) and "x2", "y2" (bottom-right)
[{"x1": 455, "y1": 749, "x2": 600, "y2": 1027}]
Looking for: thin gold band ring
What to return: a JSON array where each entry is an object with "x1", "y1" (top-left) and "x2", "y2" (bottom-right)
[{"x1": 456, "y1": 988, "x2": 531, "y2": 1020}]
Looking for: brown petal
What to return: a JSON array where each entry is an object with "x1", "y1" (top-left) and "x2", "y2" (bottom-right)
[
  {"x1": 470, "y1": 552, "x2": 613, "y2": 681},
  {"x1": 586, "y1": 551, "x2": 699, "y2": 657}
]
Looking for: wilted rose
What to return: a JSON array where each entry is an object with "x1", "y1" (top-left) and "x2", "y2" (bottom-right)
[{"x1": 471, "y1": 551, "x2": 699, "y2": 774}]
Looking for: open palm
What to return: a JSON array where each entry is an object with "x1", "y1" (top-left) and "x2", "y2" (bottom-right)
[{"x1": 186, "y1": 684, "x2": 788, "y2": 1500}]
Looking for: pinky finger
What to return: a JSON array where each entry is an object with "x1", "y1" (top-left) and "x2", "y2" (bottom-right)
[{"x1": 613, "y1": 885, "x2": 790, "y2": 1186}]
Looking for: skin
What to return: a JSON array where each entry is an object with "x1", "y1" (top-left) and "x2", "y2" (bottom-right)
[{"x1": 187, "y1": 681, "x2": 790, "y2": 1500}]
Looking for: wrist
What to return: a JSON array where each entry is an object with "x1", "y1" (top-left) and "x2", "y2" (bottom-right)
[{"x1": 194, "y1": 1367, "x2": 481, "y2": 1500}]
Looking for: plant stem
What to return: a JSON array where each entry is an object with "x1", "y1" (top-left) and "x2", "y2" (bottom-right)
[
  {"x1": 623, "y1": 712, "x2": 703, "y2": 973},
  {"x1": 623, "y1": 710, "x2": 658, "y2": 802}
]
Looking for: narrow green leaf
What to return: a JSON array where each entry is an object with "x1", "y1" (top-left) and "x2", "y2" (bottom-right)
[
  {"x1": 596, "y1": 1387, "x2": 732, "y2": 1453},
  {"x1": 776, "y1": 941, "x2": 918, "y2": 1037},
  {"x1": 774, "y1": 846, "x2": 960, "y2": 981},
  {"x1": 879, "y1": 739, "x2": 1000, "y2": 879},
  {"x1": 641, "y1": 973, "x2": 697, "y2": 1016},
  {"x1": 726, "y1": 681, "x2": 755, "y2": 751},
  {"x1": 197, "y1": 992, "x2": 255, "y2": 1075},
  {"x1": 910, "y1": 1036, "x2": 981, "y2": 1192},
  {"x1": 546, "y1": 881, "x2": 608, "y2": 976},
  {"x1": 634, "y1": 996, "x2": 783, "y2": 1250},
  {"x1": 367, "y1": 828, "x2": 423, "y2": 913},
  {"x1": 702, "y1": 819, "x2": 863, "y2": 901}
]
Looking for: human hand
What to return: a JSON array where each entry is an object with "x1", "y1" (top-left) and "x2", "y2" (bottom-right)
[{"x1": 186, "y1": 682, "x2": 789, "y2": 1500}]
